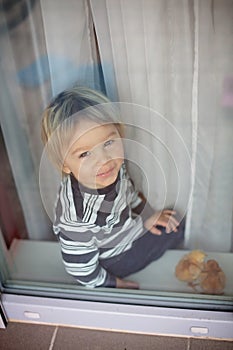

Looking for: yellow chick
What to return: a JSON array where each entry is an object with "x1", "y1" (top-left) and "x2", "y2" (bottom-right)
[
  {"x1": 199, "y1": 259, "x2": 226, "y2": 295},
  {"x1": 175, "y1": 250, "x2": 206, "y2": 284}
]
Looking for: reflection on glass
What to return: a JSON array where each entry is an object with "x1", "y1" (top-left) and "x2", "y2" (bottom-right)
[{"x1": 0, "y1": 0, "x2": 232, "y2": 308}]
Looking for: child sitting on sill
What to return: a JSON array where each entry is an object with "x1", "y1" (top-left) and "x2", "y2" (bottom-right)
[{"x1": 41, "y1": 86, "x2": 184, "y2": 289}]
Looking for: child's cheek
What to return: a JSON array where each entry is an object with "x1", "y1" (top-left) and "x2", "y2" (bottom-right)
[
  {"x1": 78, "y1": 159, "x2": 88, "y2": 174},
  {"x1": 114, "y1": 141, "x2": 124, "y2": 159}
]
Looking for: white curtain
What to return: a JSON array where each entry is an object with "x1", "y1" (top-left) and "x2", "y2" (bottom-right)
[
  {"x1": 90, "y1": 0, "x2": 233, "y2": 252},
  {"x1": 0, "y1": 0, "x2": 232, "y2": 251}
]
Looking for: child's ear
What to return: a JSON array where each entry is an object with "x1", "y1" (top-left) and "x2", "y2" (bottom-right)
[{"x1": 62, "y1": 163, "x2": 71, "y2": 174}]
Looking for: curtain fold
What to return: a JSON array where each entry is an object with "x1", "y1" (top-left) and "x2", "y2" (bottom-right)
[
  {"x1": 0, "y1": 3, "x2": 51, "y2": 240},
  {"x1": 91, "y1": 0, "x2": 193, "y2": 236},
  {"x1": 186, "y1": 0, "x2": 233, "y2": 251},
  {"x1": 40, "y1": 0, "x2": 101, "y2": 97}
]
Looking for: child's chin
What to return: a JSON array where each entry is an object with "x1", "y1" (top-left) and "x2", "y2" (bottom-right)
[{"x1": 96, "y1": 173, "x2": 117, "y2": 188}]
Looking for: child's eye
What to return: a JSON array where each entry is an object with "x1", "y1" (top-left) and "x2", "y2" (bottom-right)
[
  {"x1": 104, "y1": 139, "x2": 114, "y2": 147},
  {"x1": 79, "y1": 151, "x2": 91, "y2": 159}
]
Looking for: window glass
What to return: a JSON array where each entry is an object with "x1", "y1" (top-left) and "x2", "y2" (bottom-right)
[{"x1": 0, "y1": 0, "x2": 232, "y2": 310}]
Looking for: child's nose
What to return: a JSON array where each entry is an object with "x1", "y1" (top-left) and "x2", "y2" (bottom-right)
[{"x1": 95, "y1": 148, "x2": 111, "y2": 165}]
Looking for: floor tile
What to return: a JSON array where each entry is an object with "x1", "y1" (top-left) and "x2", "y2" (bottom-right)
[
  {"x1": 0, "y1": 322, "x2": 55, "y2": 350},
  {"x1": 53, "y1": 327, "x2": 188, "y2": 350},
  {"x1": 190, "y1": 337, "x2": 233, "y2": 350}
]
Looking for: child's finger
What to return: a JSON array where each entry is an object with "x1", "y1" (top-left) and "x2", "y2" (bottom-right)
[
  {"x1": 155, "y1": 215, "x2": 178, "y2": 233},
  {"x1": 166, "y1": 222, "x2": 178, "y2": 233},
  {"x1": 166, "y1": 220, "x2": 179, "y2": 233},
  {"x1": 150, "y1": 226, "x2": 162, "y2": 235},
  {"x1": 164, "y1": 214, "x2": 179, "y2": 232},
  {"x1": 154, "y1": 216, "x2": 177, "y2": 229},
  {"x1": 156, "y1": 216, "x2": 179, "y2": 232}
]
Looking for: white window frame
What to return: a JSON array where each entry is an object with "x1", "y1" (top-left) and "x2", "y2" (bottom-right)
[{"x1": 1, "y1": 293, "x2": 233, "y2": 340}]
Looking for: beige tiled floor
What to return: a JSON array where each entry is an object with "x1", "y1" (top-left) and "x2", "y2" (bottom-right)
[{"x1": 0, "y1": 323, "x2": 233, "y2": 350}]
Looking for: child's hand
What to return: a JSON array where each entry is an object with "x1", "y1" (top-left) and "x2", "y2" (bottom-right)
[
  {"x1": 144, "y1": 209, "x2": 179, "y2": 235},
  {"x1": 116, "y1": 278, "x2": 139, "y2": 289}
]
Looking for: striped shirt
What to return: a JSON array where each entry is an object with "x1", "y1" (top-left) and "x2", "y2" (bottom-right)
[{"x1": 53, "y1": 164, "x2": 147, "y2": 288}]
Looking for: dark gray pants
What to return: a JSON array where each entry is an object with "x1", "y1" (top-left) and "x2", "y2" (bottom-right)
[{"x1": 101, "y1": 219, "x2": 185, "y2": 278}]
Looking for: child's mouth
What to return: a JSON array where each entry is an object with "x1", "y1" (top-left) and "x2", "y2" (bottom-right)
[{"x1": 97, "y1": 166, "x2": 115, "y2": 178}]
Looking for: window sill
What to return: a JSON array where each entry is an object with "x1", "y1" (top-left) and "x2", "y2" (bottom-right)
[
  {"x1": 1, "y1": 239, "x2": 233, "y2": 338},
  {"x1": 6, "y1": 239, "x2": 233, "y2": 295}
]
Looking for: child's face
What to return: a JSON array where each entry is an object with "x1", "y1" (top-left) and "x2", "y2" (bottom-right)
[{"x1": 63, "y1": 120, "x2": 124, "y2": 189}]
